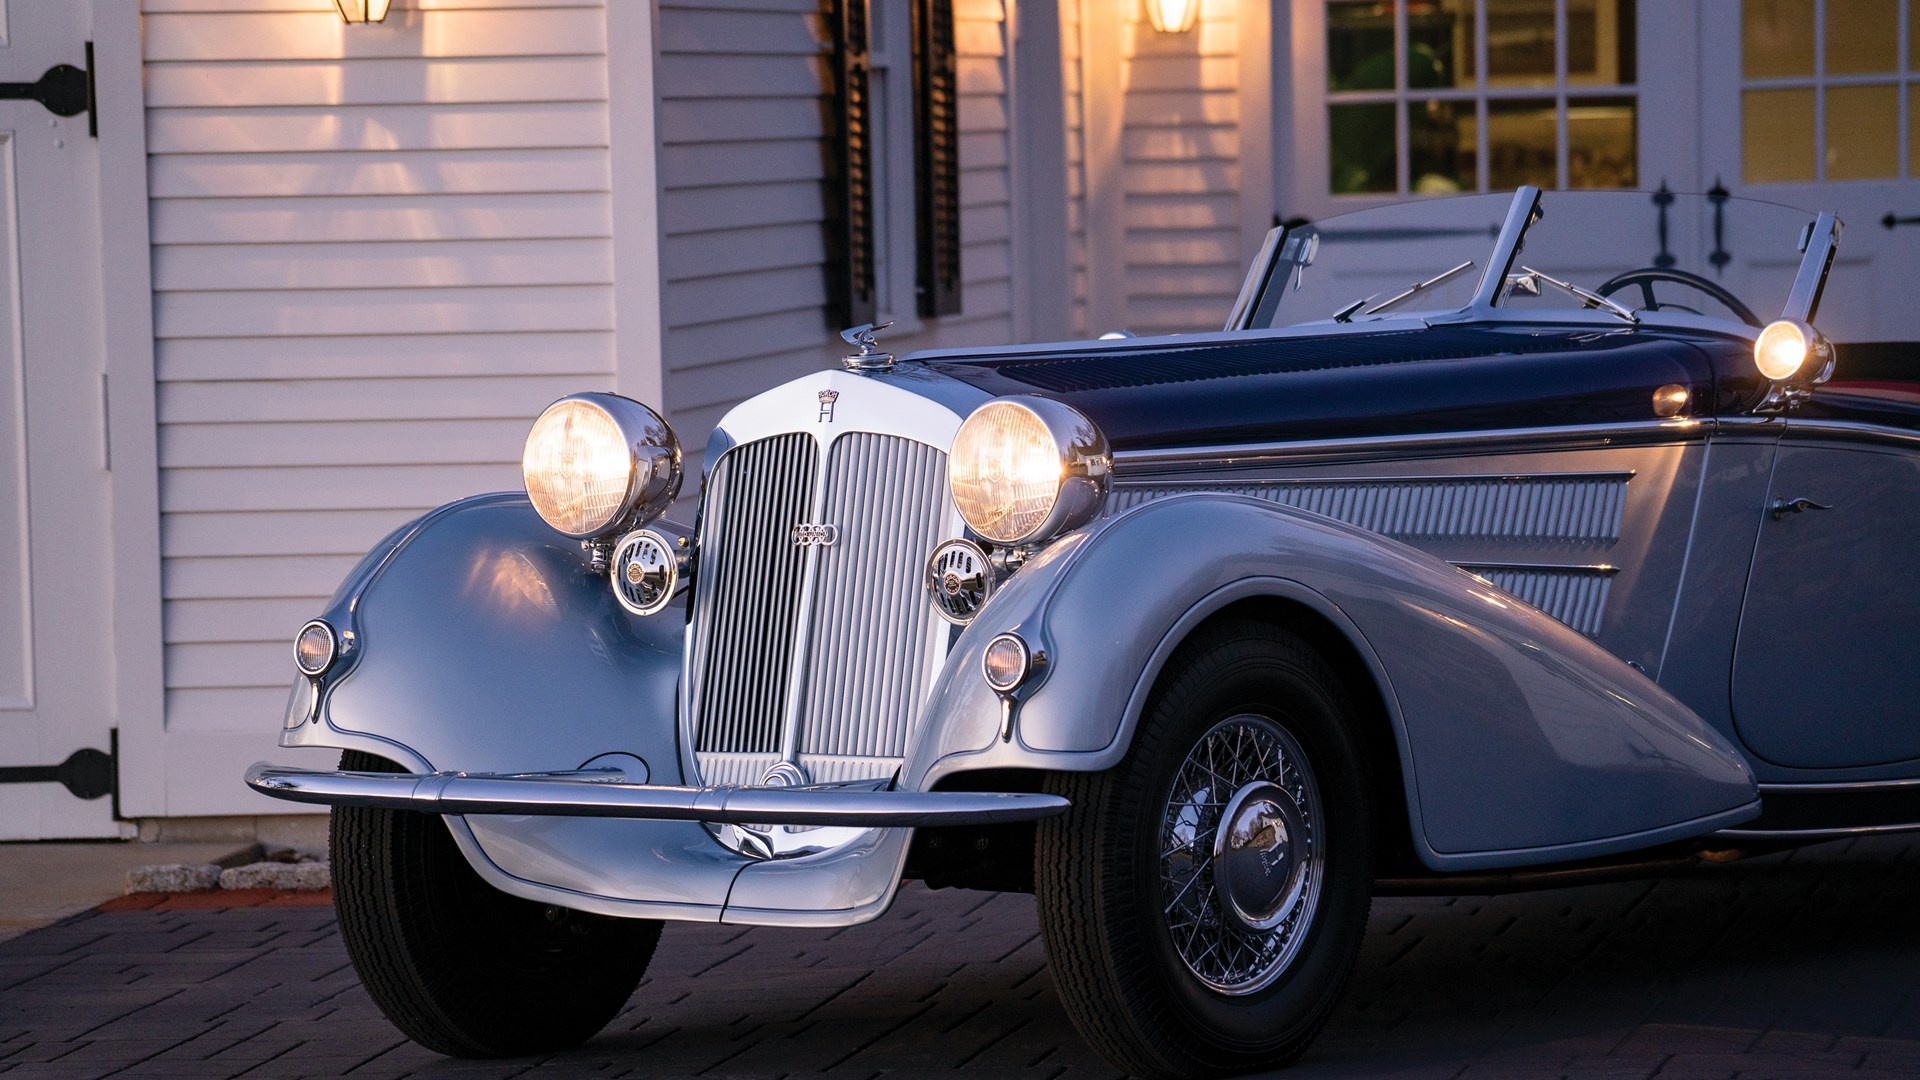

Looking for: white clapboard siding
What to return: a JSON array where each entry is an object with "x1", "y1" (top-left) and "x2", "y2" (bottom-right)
[
  {"x1": 658, "y1": 0, "x2": 1020, "y2": 487},
  {"x1": 1118, "y1": 0, "x2": 1243, "y2": 336},
  {"x1": 145, "y1": 0, "x2": 615, "y2": 730}
]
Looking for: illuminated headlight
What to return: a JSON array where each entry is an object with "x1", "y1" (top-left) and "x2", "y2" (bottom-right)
[
  {"x1": 948, "y1": 398, "x2": 1110, "y2": 546},
  {"x1": 522, "y1": 393, "x2": 682, "y2": 539},
  {"x1": 1755, "y1": 319, "x2": 1822, "y2": 382}
]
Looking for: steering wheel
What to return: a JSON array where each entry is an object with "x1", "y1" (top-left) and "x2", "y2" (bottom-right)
[{"x1": 1595, "y1": 267, "x2": 1762, "y2": 327}]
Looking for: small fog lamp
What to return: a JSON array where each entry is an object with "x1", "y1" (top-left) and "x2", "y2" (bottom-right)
[
  {"x1": 982, "y1": 633, "x2": 1031, "y2": 693},
  {"x1": 1755, "y1": 320, "x2": 1814, "y2": 381},
  {"x1": 294, "y1": 620, "x2": 337, "y2": 677}
]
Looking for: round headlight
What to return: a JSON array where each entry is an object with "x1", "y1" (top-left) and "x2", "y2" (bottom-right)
[
  {"x1": 949, "y1": 398, "x2": 1110, "y2": 546},
  {"x1": 522, "y1": 393, "x2": 681, "y2": 539},
  {"x1": 1755, "y1": 319, "x2": 1813, "y2": 382}
]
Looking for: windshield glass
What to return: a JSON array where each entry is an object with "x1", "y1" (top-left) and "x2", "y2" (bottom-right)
[
  {"x1": 1244, "y1": 193, "x2": 1511, "y2": 326},
  {"x1": 1243, "y1": 189, "x2": 1823, "y2": 332}
]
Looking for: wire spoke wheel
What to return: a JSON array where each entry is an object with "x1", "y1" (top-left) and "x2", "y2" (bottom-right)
[
  {"x1": 1160, "y1": 714, "x2": 1323, "y2": 995},
  {"x1": 1036, "y1": 621, "x2": 1373, "y2": 1080}
]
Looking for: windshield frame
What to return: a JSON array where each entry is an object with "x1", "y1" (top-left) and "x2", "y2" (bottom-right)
[{"x1": 1225, "y1": 186, "x2": 1844, "y2": 339}]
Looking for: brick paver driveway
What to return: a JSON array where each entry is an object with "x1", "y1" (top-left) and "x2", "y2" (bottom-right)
[{"x1": 2, "y1": 835, "x2": 1916, "y2": 1079}]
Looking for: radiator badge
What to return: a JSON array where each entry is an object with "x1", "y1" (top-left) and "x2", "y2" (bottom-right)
[
  {"x1": 792, "y1": 523, "x2": 840, "y2": 547},
  {"x1": 817, "y1": 390, "x2": 840, "y2": 423}
]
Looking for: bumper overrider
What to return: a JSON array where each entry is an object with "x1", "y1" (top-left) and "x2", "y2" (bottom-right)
[{"x1": 244, "y1": 763, "x2": 1068, "y2": 828}]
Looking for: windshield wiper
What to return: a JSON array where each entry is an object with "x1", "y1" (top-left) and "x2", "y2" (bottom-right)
[
  {"x1": 1513, "y1": 266, "x2": 1638, "y2": 324},
  {"x1": 1334, "y1": 260, "x2": 1476, "y2": 323}
]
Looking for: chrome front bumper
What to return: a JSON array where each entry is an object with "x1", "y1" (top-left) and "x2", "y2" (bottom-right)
[{"x1": 244, "y1": 763, "x2": 1068, "y2": 827}]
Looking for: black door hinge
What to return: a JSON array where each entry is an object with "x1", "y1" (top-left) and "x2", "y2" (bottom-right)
[
  {"x1": 0, "y1": 731, "x2": 118, "y2": 806},
  {"x1": 0, "y1": 43, "x2": 96, "y2": 137}
]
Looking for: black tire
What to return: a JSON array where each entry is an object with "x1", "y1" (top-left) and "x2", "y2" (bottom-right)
[
  {"x1": 330, "y1": 751, "x2": 662, "y2": 1058},
  {"x1": 1036, "y1": 621, "x2": 1374, "y2": 1079}
]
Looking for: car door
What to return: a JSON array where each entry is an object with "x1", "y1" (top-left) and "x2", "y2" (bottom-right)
[{"x1": 1731, "y1": 426, "x2": 1920, "y2": 769}]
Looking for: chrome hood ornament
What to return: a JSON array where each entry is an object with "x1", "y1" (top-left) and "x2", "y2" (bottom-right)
[{"x1": 840, "y1": 321, "x2": 895, "y2": 372}]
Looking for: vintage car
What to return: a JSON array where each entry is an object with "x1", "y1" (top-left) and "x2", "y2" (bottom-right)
[{"x1": 245, "y1": 185, "x2": 1915, "y2": 1079}]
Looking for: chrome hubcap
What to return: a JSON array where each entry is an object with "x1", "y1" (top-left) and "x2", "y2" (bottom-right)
[
  {"x1": 1160, "y1": 714, "x2": 1323, "y2": 995},
  {"x1": 1213, "y1": 781, "x2": 1308, "y2": 933}
]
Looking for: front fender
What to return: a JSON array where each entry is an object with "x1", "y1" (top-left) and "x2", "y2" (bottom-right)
[
  {"x1": 908, "y1": 494, "x2": 1758, "y2": 871},
  {"x1": 283, "y1": 493, "x2": 745, "y2": 921}
]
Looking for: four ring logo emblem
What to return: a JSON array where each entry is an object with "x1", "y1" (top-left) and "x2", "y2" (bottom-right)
[{"x1": 791, "y1": 523, "x2": 840, "y2": 547}]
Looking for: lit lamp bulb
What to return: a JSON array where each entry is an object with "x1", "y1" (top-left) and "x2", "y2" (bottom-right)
[
  {"x1": 334, "y1": 0, "x2": 392, "y2": 23},
  {"x1": 1754, "y1": 320, "x2": 1812, "y2": 381},
  {"x1": 1146, "y1": 0, "x2": 1201, "y2": 33}
]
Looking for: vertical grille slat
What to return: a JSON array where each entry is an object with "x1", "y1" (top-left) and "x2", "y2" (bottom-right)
[{"x1": 689, "y1": 430, "x2": 949, "y2": 788}]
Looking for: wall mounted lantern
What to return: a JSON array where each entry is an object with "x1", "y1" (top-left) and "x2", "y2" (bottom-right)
[
  {"x1": 1145, "y1": 0, "x2": 1201, "y2": 33},
  {"x1": 334, "y1": 0, "x2": 392, "y2": 23}
]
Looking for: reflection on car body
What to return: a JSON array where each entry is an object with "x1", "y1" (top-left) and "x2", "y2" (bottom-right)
[{"x1": 247, "y1": 186, "x2": 1919, "y2": 1079}]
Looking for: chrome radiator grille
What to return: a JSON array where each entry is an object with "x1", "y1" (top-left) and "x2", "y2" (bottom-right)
[
  {"x1": 799, "y1": 435, "x2": 950, "y2": 779},
  {"x1": 688, "y1": 434, "x2": 817, "y2": 784},
  {"x1": 688, "y1": 432, "x2": 951, "y2": 787}
]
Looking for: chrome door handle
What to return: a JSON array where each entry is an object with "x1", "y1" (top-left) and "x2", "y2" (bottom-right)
[{"x1": 1771, "y1": 496, "x2": 1833, "y2": 521}]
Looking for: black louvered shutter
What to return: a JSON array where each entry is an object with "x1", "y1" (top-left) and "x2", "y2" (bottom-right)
[
  {"x1": 826, "y1": 0, "x2": 876, "y2": 329},
  {"x1": 913, "y1": 0, "x2": 961, "y2": 317}
]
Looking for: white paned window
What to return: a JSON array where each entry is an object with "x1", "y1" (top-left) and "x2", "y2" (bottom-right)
[
  {"x1": 1325, "y1": 0, "x2": 1638, "y2": 195},
  {"x1": 1740, "y1": 0, "x2": 1908, "y2": 183}
]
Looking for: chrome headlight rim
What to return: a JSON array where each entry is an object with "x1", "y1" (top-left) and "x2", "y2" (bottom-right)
[
  {"x1": 522, "y1": 392, "x2": 683, "y2": 540},
  {"x1": 1753, "y1": 317, "x2": 1833, "y2": 384},
  {"x1": 982, "y1": 632, "x2": 1031, "y2": 692},
  {"x1": 949, "y1": 396, "x2": 1111, "y2": 548},
  {"x1": 293, "y1": 619, "x2": 337, "y2": 678}
]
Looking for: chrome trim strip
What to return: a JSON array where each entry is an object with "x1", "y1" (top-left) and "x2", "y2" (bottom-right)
[
  {"x1": 1114, "y1": 470, "x2": 1637, "y2": 488},
  {"x1": 1113, "y1": 421, "x2": 1705, "y2": 472},
  {"x1": 1715, "y1": 822, "x2": 1920, "y2": 840},
  {"x1": 1756, "y1": 778, "x2": 1920, "y2": 793},
  {"x1": 1455, "y1": 562, "x2": 1619, "y2": 575},
  {"x1": 1706, "y1": 416, "x2": 1791, "y2": 437},
  {"x1": 1778, "y1": 417, "x2": 1920, "y2": 452},
  {"x1": 245, "y1": 763, "x2": 1068, "y2": 828}
]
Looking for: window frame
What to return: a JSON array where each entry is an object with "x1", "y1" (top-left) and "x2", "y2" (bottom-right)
[
  {"x1": 1319, "y1": 0, "x2": 1640, "y2": 198},
  {"x1": 825, "y1": 0, "x2": 961, "y2": 332},
  {"x1": 1737, "y1": 0, "x2": 1913, "y2": 185}
]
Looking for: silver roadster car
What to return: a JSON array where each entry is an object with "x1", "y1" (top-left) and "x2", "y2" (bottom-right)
[{"x1": 247, "y1": 186, "x2": 1914, "y2": 1079}]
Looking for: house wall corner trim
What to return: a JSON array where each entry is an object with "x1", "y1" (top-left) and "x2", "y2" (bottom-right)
[
  {"x1": 92, "y1": 0, "x2": 167, "y2": 818},
  {"x1": 608, "y1": 0, "x2": 666, "y2": 410}
]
